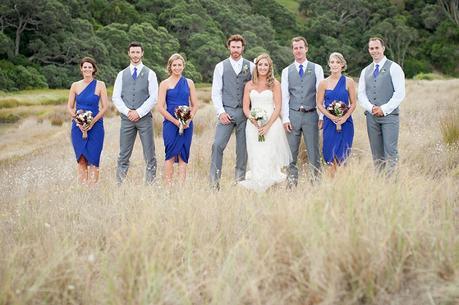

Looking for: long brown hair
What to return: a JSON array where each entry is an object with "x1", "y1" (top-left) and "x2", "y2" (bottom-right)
[{"x1": 252, "y1": 53, "x2": 275, "y2": 88}]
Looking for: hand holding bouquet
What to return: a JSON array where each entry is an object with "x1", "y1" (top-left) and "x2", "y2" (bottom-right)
[
  {"x1": 74, "y1": 110, "x2": 93, "y2": 139},
  {"x1": 250, "y1": 108, "x2": 268, "y2": 142},
  {"x1": 174, "y1": 105, "x2": 191, "y2": 135},
  {"x1": 326, "y1": 100, "x2": 349, "y2": 131}
]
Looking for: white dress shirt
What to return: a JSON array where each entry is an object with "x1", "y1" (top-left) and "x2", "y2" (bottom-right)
[
  {"x1": 358, "y1": 56, "x2": 405, "y2": 116},
  {"x1": 211, "y1": 57, "x2": 256, "y2": 116},
  {"x1": 112, "y1": 63, "x2": 158, "y2": 118},
  {"x1": 281, "y1": 60, "x2": 324, "y2": 123}
]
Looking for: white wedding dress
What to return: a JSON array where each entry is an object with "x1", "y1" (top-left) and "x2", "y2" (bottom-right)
[{"x1": 239, "y1": 90, "x2": 292, "y2": 192}]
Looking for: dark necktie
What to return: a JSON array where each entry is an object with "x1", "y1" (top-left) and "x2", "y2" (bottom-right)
[
  {"x1": 299, "y1": 64, "x2": 304, "y2": 78},
  {"x1": 133, "y1": 67, "x2": 138, "y2": 80},
  {"x1": 373, "y1": 64, "x2": 380, "y2": 78}
]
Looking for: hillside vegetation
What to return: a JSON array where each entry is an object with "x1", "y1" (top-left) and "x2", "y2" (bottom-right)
[{"x1": 0, "y1": 0, "x2": 458, "y2": 91}]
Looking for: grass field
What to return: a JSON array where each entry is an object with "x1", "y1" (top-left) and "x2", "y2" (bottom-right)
[{"x1": 0, "y1": 80, "x2": 458, "y2": 305}]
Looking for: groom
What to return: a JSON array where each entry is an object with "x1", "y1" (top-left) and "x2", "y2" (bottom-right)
[
  {"x1": 112, "y1": 41, "x2": 158, "y2": 184},
  {"x1": 209, "y1": 34, "x2": 255, "y2": 189},
  {"x1": 281, "y1": 36, "x2": 324, "y2": 187}
]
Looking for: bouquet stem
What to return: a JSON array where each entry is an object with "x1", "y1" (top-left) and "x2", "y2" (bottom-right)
[
  {"x1": 258, "y1": 134, "x2": 265, "y2": 142},
  {"x1": 82, "y1": 130, "x2": 88, "y2": 139}
]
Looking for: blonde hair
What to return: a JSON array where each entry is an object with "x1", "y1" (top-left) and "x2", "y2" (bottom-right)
[
  {"x1": 252, "y1": 53, "x2": 275, "y2": 88},
  {"x1": 329, "y1": 52, "x2": 347, "y2": 71},
  {"x1": 166, "y1": 53, "x2": 185, "y2": 75}
]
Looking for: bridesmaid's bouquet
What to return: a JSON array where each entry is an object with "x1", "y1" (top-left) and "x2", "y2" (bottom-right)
[
  {"x1": 74, "y1": 110, "x2": 93, "y2": 139},
  {"x1": 250, "y1": 108, "x2": 268, "y2": 142},
  {"x1": 174, "y1": 105, "x2": 191, "y2": 135},
  {"x1": 327, "y1": 100, "x2": 349, "y2": 132}
]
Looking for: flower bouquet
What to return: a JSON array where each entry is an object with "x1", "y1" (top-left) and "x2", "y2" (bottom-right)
[
  {"x1": 174, "y1": 105, "x2": 191, "y2": 135},
  {"x1": 250, "y1": 107, "x2": 268, "y2": 142},
  {"x1": 74, "y1": 109, "x2": 93, "y2": 139},
  {"x1": 326, "y1": 100, "x2": 349, "y2": 132}
]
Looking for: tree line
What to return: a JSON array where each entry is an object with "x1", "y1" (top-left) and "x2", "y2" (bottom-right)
[{"x1": 0, "y1": 0, "x2": 457, "y2": 91}]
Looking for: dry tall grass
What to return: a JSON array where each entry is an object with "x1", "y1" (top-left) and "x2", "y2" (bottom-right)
[{"x1": 0, "y1": 80, "x2": 458, "y2": 305}]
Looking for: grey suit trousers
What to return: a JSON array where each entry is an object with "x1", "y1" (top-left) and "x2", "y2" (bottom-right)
[
  {"x1": 116, "y1": 114, "x2": 156, "y2": 183},
  {"x1": 210, "y1": 107, "x2": 247, "y2": 186},
  {"x1": 365, "y1": 112, "x2": 399, "y2": 174},
  {"x1": 286, "y1": 109, "x2": 320, "y2": 185}
]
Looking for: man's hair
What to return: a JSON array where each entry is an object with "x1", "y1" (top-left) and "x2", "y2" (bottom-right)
[
  {"x1": 369, "y1": 37, "x2": 385, "y2": 47},
  {"x1": 128, "y1": 41, "x2": 143, "y2": 51},
  {"x1": 226, "y1": 34, "x2": 246, "y2": 47},
  {"x1": 291, "y1": 36, "x2": 308, "y2": 48},
  {"x1": 80, "y1": 57, "x2": 98, "y2": 75}
]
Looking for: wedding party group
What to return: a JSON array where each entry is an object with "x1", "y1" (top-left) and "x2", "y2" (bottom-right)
[{"x1": 67, "y1": 34, "x2": 405, "y2": 191}]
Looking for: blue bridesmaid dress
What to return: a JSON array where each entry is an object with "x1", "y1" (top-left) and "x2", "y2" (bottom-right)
[
  {"x1": 71, "y1": 79, "x2": 104, "y2": 167},
  {"x1": 322, "y1": 75, "x2": 354, "y2": 164},
  {"x1": 163, "y1": 76, "x2": 193, "y2": 163}
]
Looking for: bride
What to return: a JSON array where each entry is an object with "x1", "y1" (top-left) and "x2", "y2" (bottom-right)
[{"x1": 239, "y1": 53, "x2": 292, "y2": 192}]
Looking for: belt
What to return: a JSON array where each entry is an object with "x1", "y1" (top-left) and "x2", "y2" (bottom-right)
[{"x1": 296, "y1": 107, "x2": 316, "y2": 113}]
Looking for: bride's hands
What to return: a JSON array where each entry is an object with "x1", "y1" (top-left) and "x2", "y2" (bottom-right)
[
  {"x1": 258, "y1": 124, "x2": 270, "y2": 136},
  {"x1": 249, "y1": 117, "x2": 258, "y2": 127}
]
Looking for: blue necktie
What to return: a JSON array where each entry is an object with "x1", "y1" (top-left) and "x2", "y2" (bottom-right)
[
  {"x1": 373, "y1": 64, "x2": 380, "y2": 78},
  {"x1": 133, "y1": 67, "x2": 138, "y2": 80},
  {"x1": 299, "y1": 64, "x2": 304, "y2": 78}
]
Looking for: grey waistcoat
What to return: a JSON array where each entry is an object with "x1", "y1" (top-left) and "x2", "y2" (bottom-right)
[
  {"x1": 288, "y1": 61, "x2": 317, "y2": 110},
  {"x1": 222, "y1": 58, "x2": 252, "y2": 108},
  {"x1": 121, "y1": 66, "x2": 150, "y2": 110},
  {"x1": 364, "y1": 60, "x2": 398, "y2": 114}
]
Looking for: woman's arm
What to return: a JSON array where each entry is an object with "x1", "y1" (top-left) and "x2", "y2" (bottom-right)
[
  {"x1": 67, "y1": 82, "x2": 77, "y2": 118},
  {"x1": 187, "y1": 78, "x2": 199, "y2": 120},
  {"x1": 156, "y1": 80, "x2": 180, "y2": 126},
  {"x1": 339, "y1": 77, "x2": 357, "y2": 124},
  {"x1": 90, "y1": 81, "x2": 108, "y2": 126},
  {"x1": 316, "y1": 80, "x2": 338, "y2": 121},
  {"x1": 265, "y1": 80, "x2": 281, "y2": 128},
  {"x1": 243, "y1": 81, "x2": 257, "y2": 127}
]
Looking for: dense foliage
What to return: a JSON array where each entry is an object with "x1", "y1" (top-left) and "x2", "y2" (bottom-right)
[{"x1": 0, "y1": 0, "x2": 457, "y2": 90}]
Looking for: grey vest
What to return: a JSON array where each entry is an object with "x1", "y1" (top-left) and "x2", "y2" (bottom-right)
[
  {"x1": 364, "y1": 60, "x2": 398, "y2": 114},
  {"x1": 121, "y1": 66, "x2": 151, "y2": 110},
  {"x1": 222, "y1": 58, "x2": 252, "y2": 108},
  {"x1": 287, "y1": 61, "x2": 317, "y2": 110}
]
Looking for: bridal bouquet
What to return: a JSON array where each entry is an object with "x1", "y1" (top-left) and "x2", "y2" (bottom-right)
[
  {"x1": 174, "y1": 105, "x2": 191, "y2": 135},
  {"x1": 326, "y1": 100, "x2": 349, "y2": 131},
  {"x1": 250, "y1": 108, "x2": 268, "y2": 142},
  {"x1": 74, "y1": 109, "x2": 93, "y2": 139}
]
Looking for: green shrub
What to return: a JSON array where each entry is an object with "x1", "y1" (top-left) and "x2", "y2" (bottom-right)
[
  {"x1": 404, "y1": 57, "x2": 432, "y2": 78},
  {"x1": 0, "y1": 98, "x2": 19, "y2": 108},
  {"x1": 0, "y1": 113, "x2": 20, "y2": 123},
  {"x1": 413, "y1": 73, "x2": 443, "y2": 80},
  {"x1": 42, "y1": 65, "x2": 75, "y2": 89}
]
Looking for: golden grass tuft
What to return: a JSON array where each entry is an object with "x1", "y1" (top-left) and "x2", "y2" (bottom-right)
[{"x1": 441, "y1": 110, "x2": 459, "y2": 145}]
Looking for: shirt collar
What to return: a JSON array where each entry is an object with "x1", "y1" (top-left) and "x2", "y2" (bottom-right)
[
  {"x1": 130, "y1": 62, "x2": 144, "y2": 73},
  {"x1": 373, "y1": 56, "x2": 387, "y2": 68},
  {"x1": 229, "y1": 57, "x2": 243, "y2": 67},
  {"x1": 295, "y1": 59, "x2": 309, "y2": 70}
]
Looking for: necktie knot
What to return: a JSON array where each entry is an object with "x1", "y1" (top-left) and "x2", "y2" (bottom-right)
[
  {"x1": 299, "y1": 64, "x2": 304, "y2": 78},
  {"x1": 133, "y1": 67, "x2": 138, "y2": 80},
  {"x1": 373, "y1": 64, "x2": 380, "y2": 78}
]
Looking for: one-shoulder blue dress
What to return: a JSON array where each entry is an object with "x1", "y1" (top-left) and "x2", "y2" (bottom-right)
[
  {"x1": 162, "y1": 76, "x2": 193, "y2": 163},
  {"x1": 71, "y1": 79, "x2": 104, "y2": 167},
  {"x1": 323, "y1": 75, "x2": 354, "y2": 164}
]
